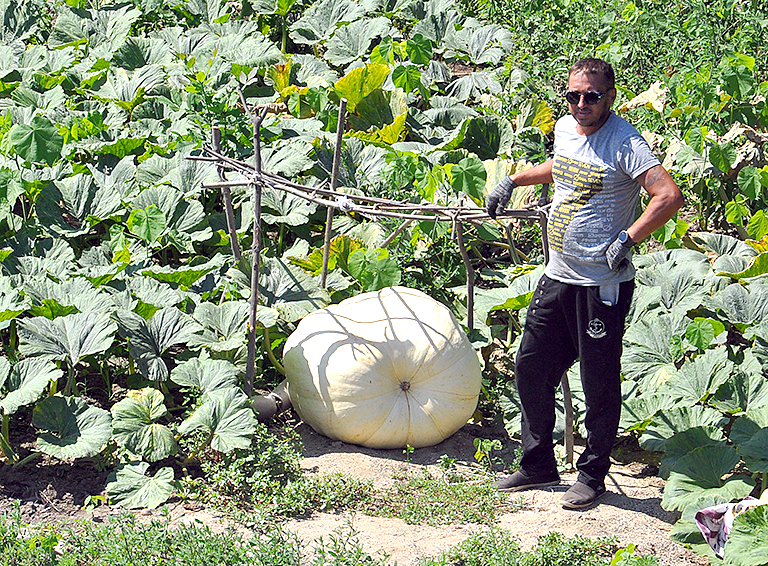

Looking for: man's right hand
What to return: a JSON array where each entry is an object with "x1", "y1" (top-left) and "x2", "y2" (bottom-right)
[{"x1": 486, "y1": 177, "x2": 518, "y2": 219}]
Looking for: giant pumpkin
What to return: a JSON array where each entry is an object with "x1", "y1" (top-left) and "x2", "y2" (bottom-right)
[{"x1": 282, "y1": 286, "x2": 482, "y2": 449}]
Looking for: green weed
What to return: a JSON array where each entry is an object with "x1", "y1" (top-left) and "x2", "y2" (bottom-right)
[{"x1": 370, "y1": 467, "x2": 524, "y2": 526}]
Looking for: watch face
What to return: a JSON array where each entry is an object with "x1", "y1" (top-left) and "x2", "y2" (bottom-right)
[{"x1": 618, "y1": 231, "x2": 628, "y2": 244}]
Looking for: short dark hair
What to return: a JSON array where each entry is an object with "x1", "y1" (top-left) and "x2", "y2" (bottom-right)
[{"x1": 569, "y1": 58, "x2": 615, "y2": 90}]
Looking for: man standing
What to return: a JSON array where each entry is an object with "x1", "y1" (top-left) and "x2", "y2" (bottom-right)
[{"x1": 486, "y1": 58, "x2": 684, "y2": 509}]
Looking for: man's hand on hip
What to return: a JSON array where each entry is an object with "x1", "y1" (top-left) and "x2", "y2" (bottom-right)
[
  {"x1": 605, "y1": 233, "x2": 633, "y2": 271},
  {"x1": 486, "y1": 177, "x2": 517, "y2": 219}
]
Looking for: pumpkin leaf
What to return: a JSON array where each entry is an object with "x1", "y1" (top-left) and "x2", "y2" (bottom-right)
[
  {"x1": 106, "y1": 461, "x2": 175, "y2": 510},
  {"x1": 289, "y1": 0, "x2": 366, "y2": 45},
  {"x1": 33, "y1": 395, "x2": 112, "y2": 459},
  {"x1": 18, "y1": 313, "x2": 117, "y2": 367},
  {"x1": 6, "y1": 115, "x2": 63, "y2": 165},
  {"x1": 449, "y1": 157, "x2": 486, "y2": 201},
  {"x1": 178, "y1": 387, "x2": 257, "y2": 452},
  {"x1": 0, "y1": 358, "x2": 62, "y2": 416},
  {"x1": 659, "y1": 426, "x2": 726, "y2": 479},
  {"x1": 258, "y1": 257, "x2": 331, "y2": 322},
  {"x1": 324, "y1": 17, "x2": 391, "y2": 67},
  {"x1": 333, "y1": 63, "x2": 390, "y2": 114},
  {"x1": 736, "y1": 427, "x2": 768, "y2": 473},
  {"x1": 170, "y1": 357, "x2": 239, "y2": 395},
  {"x1": 114, "y1": 308, "x2": 203, "y2": 382},
  {"x1": 724, "y1": 505, "x2": 768, "y2": 566},
  {"x1": 640, "y1": 405, "x2": 728, "y2": 452},
  {"x1": 127, "y1": 205, "x2": 167, "y2": 244},
  {"x1": 659, "y1": 348, "x2": 732, "y2": 405},
  {"x1": 111, "y1": 388, "x2": 176, "y2": 462},
  {"x1": 662, "y1": 444, "x2": 754, "y2": 512}
]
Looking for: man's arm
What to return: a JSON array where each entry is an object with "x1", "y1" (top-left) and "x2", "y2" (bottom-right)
[
  {"x1": 486, "y1": 160, "x2": 554, "y2": 218},
  {"x1": 510, "y1": 159, "x2": 554, "y2": 186},
  {"x1": 626, "y1": 164, "x2": 685, "y2": 243}
]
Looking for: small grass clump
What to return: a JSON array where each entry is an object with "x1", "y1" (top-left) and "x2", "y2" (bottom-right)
[
  {"x1": 181, "y1": 422, "x2": 374, "y2": 519},
  {"x1": 369, "y1": 467, "x2": 524, "y2": 526},
  {"x1": 0, "y1": 508, "x2": 302, "y2": 566},
  {"x1": 422, "y1": 528, "x2": 659, "y2": 566}
]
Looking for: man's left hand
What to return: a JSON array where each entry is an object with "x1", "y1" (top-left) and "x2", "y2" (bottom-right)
[{"x1": 606, "y1": 236, "x2": 631, "y2": 271}]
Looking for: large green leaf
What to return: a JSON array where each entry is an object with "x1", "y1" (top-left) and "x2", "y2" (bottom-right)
[
  {"x1": 661, "y1": 444, "x2": 754, "y2": 512},
  {"x1": 324, "y1": 17, "x2": 392, "y2": 67},
  {"x1": 170, "y1": 357, "x2": 239, "y2": 394},
  {"x1": 261, "y1": 184, "x2": 317, "y2": 226},
  {"x1": 114, "y1": 308, "x2": 203, "y2": 382},
  {"x1": 731, "y1": 412, "x2": 768, "y2": 446},
  {"x1": 347, "y1": 248, "x2": 402, "y2": 292},
  {"x1": 443, "y1": 23, "x2": 513, "y2": 65},
  {"x1": 18, "y1": 312, "x2": 117, "y2": 367},
  {"x1": 188, "y1": 301, "x2": 264, "y2": 351},
  {"x1": 258, "y1": 257, "x2": 330, "y2": 322},
  {"x1": 289, "y1": 0, "x2": 366, "y2": 45},
  {"x1": 33, "y1": 395, "x2": 112, "y2": 459},
  {"x1": 660, "y1": 347, "x2": 733, "y2": 405},
  {"x1": 6, "y1": 115, "x2": 63, "y2": 165},
  {"x1": 127, "y1": 205, "x2": 167, "y2": 243},
  {"x1": 0, "y1": 358, "x2": 61, "y2": 416},
  {"x1": 178, "y1": 387, "x2": 257, "y2": 452},
  {"x1": 709, "y1": 283, "x2": 768, "y2": 326},
  {"x1": 711, "y1": 353, "x2": 768, "y2": 415},
  {"x1": 261, "y1": 139, "x2": 315, "y2": 177},
  {"x1": 111, "y1": 388, "x2": 176, "y2": 462},
  {"x1": 48, "y1": 4, "x2": 140, "y2": 52},
  {"x1": 0, "y1": 277, "x2": 30, "y2": 330},
  {"x1": 449, "y1": 157, "x2": 486, "y2": 201},
  {"x1": 659, "y1": 425, "x2": 726, "y2": 479},
  {"x1": 724, "y1": 505, "x2": 768, "y2": 566},
  {"x1": 622, "y1": 313, "x2": 686, "y2": 390},
  {"x1": 0, "y1": 168, "x2": 25, "y2": 223},
  {"x1": 454, "y1": 115, "x2": 515, "y2": 160},
  {"x1": 36, "y1": 174, "x2": 123, "y2": 237},
  {"x1": 736, "y1": 427, "x2": 768, "y2": 473},
  {"x1": 131, "y1": 185, "x2": 210, "y2": 243},
  {"x1": 640, "y1": 405, "x2": 728, "y2": 452},
  {"x1": 106, "y1": 461, "x2": 175, "y2": 510}
]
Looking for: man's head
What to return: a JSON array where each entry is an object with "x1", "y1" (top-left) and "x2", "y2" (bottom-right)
[{"x1": 566, "y1": 58, "x2": 616, "y2": 135}]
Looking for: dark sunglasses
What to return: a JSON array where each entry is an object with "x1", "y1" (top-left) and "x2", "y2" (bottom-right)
[{"x1": 564, "y1": 90, "x2": 607, "y2": 105}]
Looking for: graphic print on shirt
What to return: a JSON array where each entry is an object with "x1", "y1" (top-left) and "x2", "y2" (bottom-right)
[{"x1": 548, "y1": 156, "x2": 605, "y2": 254}]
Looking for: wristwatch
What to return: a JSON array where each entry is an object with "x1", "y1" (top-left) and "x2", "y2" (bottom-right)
[{"x1": 617, "y1": 230, "x2": 635, "y2": 247}]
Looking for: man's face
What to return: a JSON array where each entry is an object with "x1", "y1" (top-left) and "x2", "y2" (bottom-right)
[{"x1": 566, "y1": 71, "x2": 616, "y2": 134}]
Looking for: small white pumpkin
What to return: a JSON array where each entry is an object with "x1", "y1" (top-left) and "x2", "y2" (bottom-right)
[{"x1": 282, "y1": 286, "x2": 481, "y2": 449}]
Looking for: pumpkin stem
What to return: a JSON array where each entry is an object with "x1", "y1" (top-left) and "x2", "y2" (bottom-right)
[{"x1": 400, "y1": 381, "x2": 410, "y2": 391}]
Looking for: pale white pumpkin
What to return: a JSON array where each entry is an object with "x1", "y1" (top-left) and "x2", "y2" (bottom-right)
[{"x1": 282, "y1": 286, "x2": 481, "y2": 449}]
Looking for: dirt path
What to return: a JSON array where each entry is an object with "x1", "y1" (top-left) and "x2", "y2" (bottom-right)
[{"x1": 0, "y1": 422, "x2": 708, "y2": 565}]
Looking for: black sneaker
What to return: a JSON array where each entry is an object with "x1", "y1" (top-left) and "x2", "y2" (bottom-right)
[
  {"x1": 492, "y1": 470, "x2": 560, "y2": 492},
  {"x1": 560, "y1": 481, "x2": 606, "y2": 509}
]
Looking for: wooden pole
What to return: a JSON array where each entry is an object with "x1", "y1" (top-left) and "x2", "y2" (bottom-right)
[
  {"x1": 245, "y1": 107, "x2": 269, "y2": 397},
  {"x1": 212, "y1": 126, "x2": 242, "y2": 261},
  {"x1": 321, "y1": 99, "x2": 347, "y2": 288}
]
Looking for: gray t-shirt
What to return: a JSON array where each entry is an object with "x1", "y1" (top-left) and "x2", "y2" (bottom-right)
[{"x1": 544, "y1": 112, "x2": 660, "y2": 286}]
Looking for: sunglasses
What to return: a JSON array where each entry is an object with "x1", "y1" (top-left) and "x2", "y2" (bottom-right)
[{"x1": 564, "y1": 90, "x2": 607, "y2": 105}]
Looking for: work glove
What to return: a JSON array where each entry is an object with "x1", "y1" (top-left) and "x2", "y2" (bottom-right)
[
  {"x1": 486, "y1": 177, "x2": 517, "y2": 219},
  {"x1": 605, "y1": 233, "x2": 633, "y2": 271}
]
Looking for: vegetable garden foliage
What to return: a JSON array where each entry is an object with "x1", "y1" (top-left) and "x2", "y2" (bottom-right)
[{"x1": 0, "y1": 0, "x2": 767, "y2": 562}]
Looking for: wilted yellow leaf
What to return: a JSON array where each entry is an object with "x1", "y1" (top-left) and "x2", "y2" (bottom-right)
[{"x1": 619, "y1": 81, "x2": 667, "y2": 113}]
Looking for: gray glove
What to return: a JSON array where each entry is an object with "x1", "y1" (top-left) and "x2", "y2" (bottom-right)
[
  {"x1": 486, "y1": 177, "x2": 517, "y2": 219},
  {"x1": 605, "y1": 231, "x2": 634, "y2": 271}
]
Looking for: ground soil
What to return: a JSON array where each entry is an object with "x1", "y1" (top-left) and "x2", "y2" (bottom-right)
[{"x1": 0, "y1": 420, "x2": 709, "y2": 566}]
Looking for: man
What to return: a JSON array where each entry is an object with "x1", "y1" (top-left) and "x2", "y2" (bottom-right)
[{"x1": 486, "y1": 58, "x2": 684, "y2": 509}]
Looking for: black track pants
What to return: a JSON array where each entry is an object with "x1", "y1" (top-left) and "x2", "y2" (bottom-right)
[{"x1": 514, "y1": 274, "x2": 634, "y2": 489}]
